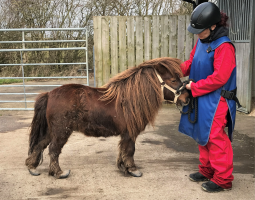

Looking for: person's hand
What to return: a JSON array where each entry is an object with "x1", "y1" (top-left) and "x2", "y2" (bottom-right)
[{"x1": 186, "y1": 81, "x2": 193, "y2": 90}]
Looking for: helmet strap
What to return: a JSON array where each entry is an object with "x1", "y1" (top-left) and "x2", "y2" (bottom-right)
[{"x1": 209, "y1": 28, "x2": 214, "y2": 42}]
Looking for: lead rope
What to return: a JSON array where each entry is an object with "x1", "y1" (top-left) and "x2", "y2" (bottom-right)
[{"x1": 177, "y1": 79, "x2": 198, "y2": 124}]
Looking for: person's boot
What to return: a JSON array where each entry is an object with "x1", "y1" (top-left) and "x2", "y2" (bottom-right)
[
  {"x1": 189, "y1": 172, "x2": 209, "y2": 182},
  {"x1": 201, "y1": 181, "x2": 232, "y2": 192}
]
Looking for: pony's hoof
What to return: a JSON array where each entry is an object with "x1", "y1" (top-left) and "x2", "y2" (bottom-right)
[
  {"x1": 58, "y1": 170, "x2": 71, "y2": 179},
  {"x1": 118, "y1": 164, "x2": 126, "y2": 173},
  {"x1": 128, "y1": 169, "x2": 143, "y2": 177},
  {"x1": 28, "y1": 169, "x2": 41, "y2": 176}
]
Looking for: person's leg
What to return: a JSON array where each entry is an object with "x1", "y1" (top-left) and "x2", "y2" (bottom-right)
[
  {"x1": 205, "y1": 97, "x2": 234, "y2": 189},
  {"x1": 189, "y1": 137, "x2": 213, "y2": 182},
  {"x1": 198, "y1": 144, "x2": 214, "y2": 179}
]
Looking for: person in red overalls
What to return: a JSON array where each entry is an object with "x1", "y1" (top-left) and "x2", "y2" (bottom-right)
[{"x1": 178, "y1": 2, "x2": 239, "y2": 192}]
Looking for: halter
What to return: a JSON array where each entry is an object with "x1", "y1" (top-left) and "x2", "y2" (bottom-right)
[{"x1": 154, "y1": 70, "x2": 185, "y2": 104}]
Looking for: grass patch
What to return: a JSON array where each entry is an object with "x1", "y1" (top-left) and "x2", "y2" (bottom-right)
[{"x1": 0, "y1": 79, "x2": 23, "y2": 85}]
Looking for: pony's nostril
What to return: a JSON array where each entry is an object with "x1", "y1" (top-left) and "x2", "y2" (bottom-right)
[{"x1": 186, "y1": 98, "x2": 190, "y2": 104}]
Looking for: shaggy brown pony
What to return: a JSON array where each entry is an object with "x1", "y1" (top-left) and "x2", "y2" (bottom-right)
[{"x1": 25, "y1": 57, "x2": 189, "y2": 178}]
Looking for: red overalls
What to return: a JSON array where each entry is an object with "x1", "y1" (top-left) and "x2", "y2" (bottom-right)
[{"x1": 181, "y1": 41, "x2": 235, "y2": 189}]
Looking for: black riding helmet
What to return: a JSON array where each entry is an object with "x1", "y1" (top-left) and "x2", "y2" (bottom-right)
[{"x1": 188, "y1": 2, "x2": 221, "y2": 34}]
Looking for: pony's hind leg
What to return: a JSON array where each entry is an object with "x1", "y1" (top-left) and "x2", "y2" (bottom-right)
[
  {"x1": 118, "y1": 134, "x2": 142, "y2": 177},
  {"x1": 25, "y1": 134, "x2": 51, "y2": 176},
  {"x1": 48, "y1": 131, "x2": 72, "y2": 179}
]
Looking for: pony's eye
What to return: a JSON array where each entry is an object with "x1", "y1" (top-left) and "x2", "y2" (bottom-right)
[{"x1": 171, "y1": 79, "x2": 176, "y2": 83}]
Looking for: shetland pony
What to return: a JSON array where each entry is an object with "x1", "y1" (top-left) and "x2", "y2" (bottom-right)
[{"x1": 25, "y1": 57, "x2": 189, "y2": 178}]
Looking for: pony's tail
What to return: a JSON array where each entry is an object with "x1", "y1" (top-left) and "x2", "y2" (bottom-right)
[{"x1": 28, "y1": 92, "x2": 49, "y2": 155}]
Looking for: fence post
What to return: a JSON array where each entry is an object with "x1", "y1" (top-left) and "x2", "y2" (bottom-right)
[
  {"x1": 101, "y1": 17, "x2": 110, "y2": 85},
  {"x1": 144, "y1": 16, "x2": 151, "y2": 61},
  {"x1": 127, "y1": 17, "x2": 135, "y2": 68},
  {"x1": 161, "y1": 16, "x2": 169, "y2": 57},
  {"x1": 21, "y1": 31, "x2": 27, "y2": 108},
  {"x1": 119, "y1": 16, "x2": 127, "y2": 72},
  {"x1": 136, "y1": 17, "x2": 143, "y2": 65},
  {"x1": 110, "y1": 17, "x2": 118, "y2": 78},
  {"x1": 86, "y1": 28, "x2": 89, "y2": 86},
  {"x1": 169, "y1": 16, "x2": 177, "y2": 58},
  {"x1": 177, "y1": 15, "x2": 186, "y2": 61},
  {"x1": 152, "y1": 16, "x2": 160, "y2": 59},
  {"x1": 93, "y1": 46, "x2": 96, "y2": 87},
  {"x1": 94, "y1": 16, "x2": 103, "y2": 87}
]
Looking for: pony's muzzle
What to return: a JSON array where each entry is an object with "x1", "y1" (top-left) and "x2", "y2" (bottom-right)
[{"x1": 181, "y1": 97, "x2": 190, "y2": 107}]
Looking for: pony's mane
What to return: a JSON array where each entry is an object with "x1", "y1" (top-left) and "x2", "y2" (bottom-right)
[{"x1": 100, "y1": 57, "x2": 183, "y2": 141}]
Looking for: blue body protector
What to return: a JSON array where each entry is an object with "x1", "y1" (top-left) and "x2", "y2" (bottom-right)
[{"x1": 178, "y1": 36, "x2": 237, "y2": 146}]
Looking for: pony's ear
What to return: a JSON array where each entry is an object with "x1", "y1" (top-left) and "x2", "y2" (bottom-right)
[
  {"x1": 154, "y1": 62, "x2": 168, "y2": 75},
  {"x1": 176, "y1": 72, "x2": 181, "y2": 78}
]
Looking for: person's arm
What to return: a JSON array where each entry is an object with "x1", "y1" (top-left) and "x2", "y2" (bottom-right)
[
  {"x1": 190, "y1": 43, "x2": 236, "y2": 97},
  {"x1": 180, "y1": 41, "x2": 198, "y2": 76}
]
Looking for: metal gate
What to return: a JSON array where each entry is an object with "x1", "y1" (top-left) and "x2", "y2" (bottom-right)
[
  {"x1": 218, "y1": 0, "x2": 255, "y2": 113},
  {"x1": 0, "y1": 28, "x2": 89, "y2": 111}
]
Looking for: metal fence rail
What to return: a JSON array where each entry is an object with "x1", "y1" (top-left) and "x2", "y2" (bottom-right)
[{"x1": 0, "y1": 28, "x2": 89, "y2": 111}]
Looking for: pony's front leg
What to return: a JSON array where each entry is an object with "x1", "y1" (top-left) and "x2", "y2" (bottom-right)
[{"x1": 118, "y1": 133, "x2": 142, "y2": 177}]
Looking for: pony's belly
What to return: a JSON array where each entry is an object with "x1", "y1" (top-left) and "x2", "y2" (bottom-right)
[
  {"x1": 75, "y1": 111, "x2": 122, "y2": 137},
  {"x1": 78, "y1": 122, "x2": 120, "y2": 137}
]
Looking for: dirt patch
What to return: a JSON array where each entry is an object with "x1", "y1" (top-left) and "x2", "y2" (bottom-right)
[{"x1": 0, "y1": 113, "x2": 31, "y2": 133}]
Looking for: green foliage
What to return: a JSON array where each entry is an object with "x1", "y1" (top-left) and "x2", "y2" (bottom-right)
[{"x1": 0, "y1": 79, "x2": 23, "y2": 85}]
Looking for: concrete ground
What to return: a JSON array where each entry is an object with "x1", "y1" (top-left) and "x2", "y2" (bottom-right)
[{"x1": 0, "y1": 101, "x2": 254, "y2": 200}]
